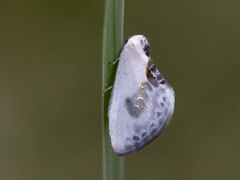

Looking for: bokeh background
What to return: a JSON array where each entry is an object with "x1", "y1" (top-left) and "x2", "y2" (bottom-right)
[{"x1": 0, "y1": 1, "x2": 239, "y2": 180}]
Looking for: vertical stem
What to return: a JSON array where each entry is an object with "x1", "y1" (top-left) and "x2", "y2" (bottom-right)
[{"x1": 102, "y1": 0, "x2": 125, "y2": 180}]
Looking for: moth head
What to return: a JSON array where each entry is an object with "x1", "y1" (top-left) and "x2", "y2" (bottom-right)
[{"x1": 125, "y1": 35, "x2": 151, "y2": 57}]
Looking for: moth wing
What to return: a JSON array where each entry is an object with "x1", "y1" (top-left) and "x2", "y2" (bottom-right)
[{"x1": 108, "y1": 52, "x2": 175, "y2": 156}]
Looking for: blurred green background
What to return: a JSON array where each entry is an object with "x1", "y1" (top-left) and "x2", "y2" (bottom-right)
[{"x1": 0, "y1": 1, "x2": 239, "y2": 180}]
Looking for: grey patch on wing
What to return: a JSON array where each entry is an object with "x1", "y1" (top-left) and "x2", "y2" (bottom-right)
[
  {"x1": 134, "y1": 124, "x2": 143, "y2": 134},
  {"x1": 125, "y1": 145, "x2": 133, "y2": 152},
  {"x1": 164, "y1": 107, "x2": 168, "y2": 116},
  {"x1": 125, "y1": 87, "x2": 148, "y2": 118},
  {"x1": 142, "y1": 82, "x2": 153, "y2": 92},
  {"x1": 125, "y1": 97, "x2": 145, "y2": 118},
  {"x1": 126, "y1": 137, "x2": 132, "y2": 143}
]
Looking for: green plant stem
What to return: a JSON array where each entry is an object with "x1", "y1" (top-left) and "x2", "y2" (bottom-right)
[{"x1": 101, "y1": 0, "x2": 125, "y2": 179}]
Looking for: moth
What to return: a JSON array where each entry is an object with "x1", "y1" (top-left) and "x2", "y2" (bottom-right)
[{"x1": 108, "y1": 35, "x2": 175, "y2": 156}]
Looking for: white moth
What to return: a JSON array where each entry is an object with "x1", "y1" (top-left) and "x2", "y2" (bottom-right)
[{"x1": 108, "y1": 35, "x2": 175, "y2": 156}]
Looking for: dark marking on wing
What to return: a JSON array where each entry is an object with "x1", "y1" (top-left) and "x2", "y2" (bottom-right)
[
  {"x1": 150, "y1": 123, "x2": 156, "y2": 130},
  {"x1": 159, "y1": 118, "x2": 164, "y2": 126},
  {"x1": 157, "y1": 112, "x2": 161, "y2": 117},
  {"x1": 150, "y1": 128, "x2": 157, "y2": 136},
  {"x1": 160, "y1": 102, "x2": 165, "y2": 108},
  {"x1": 162, "y1": 96, "x2": 167, "y2": 102},
  {"x1": 143, "y1": 44, "x2": 150, "y2": 57},
  {"x1": 141, "y1": 132, "x2": 147, "y2": 137},
  {"x1": 134, "y1": 142, "x2": 140, "y2": 148},
  {"x1": 142, "y1": 137, "x2": 148, "y2": 142},
  {"x1": 146, "y1": 59, "x2": 166, "y2": 86},
  {"x1": 139, "y1": 36, "x2": 151, "y2": 57},
  {"x1": 149, "y1": 123, "x2": 157, "y2": 136},
  {"x1": 133, "y1": 135, "x2": 140, "y2": 141}
]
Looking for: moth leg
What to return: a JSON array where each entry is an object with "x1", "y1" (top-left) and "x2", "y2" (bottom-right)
[
  {"x1": 109, "y1": 57, "x2": 119, "y2": 65},
  {"x1": 103, "y1": 86, "x2": 113, "y2": 93}
]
